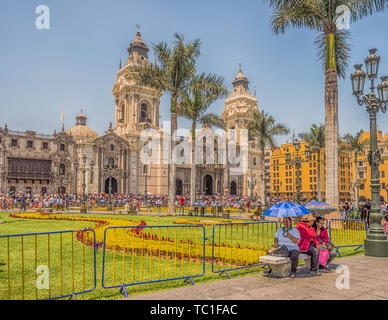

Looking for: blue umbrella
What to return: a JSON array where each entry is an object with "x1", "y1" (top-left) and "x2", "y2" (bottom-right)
[
  {"x1": 263, "y1": 201, "x2": 311, "y2": 217},
  {"x1": 303, "y1": 200, "x2": 336, "y2": 215}
]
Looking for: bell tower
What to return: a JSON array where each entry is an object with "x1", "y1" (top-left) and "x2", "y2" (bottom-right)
[
  {"x1": 112, "y1": 27, "x2": 162, "y2": 139},
  {"x1": 221, "y1": 64, "x2": 263, "y2": 197}
]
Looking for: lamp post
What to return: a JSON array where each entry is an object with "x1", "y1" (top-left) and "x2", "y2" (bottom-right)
[
  {"x1": 142, "y1": 136, "x2": 153, "y2": 207},
  {"x1": 350, "y1": 48, "x2": 388, "y2": 257},
  {"x1": 74, "y1": 153, "x2": 94, "y2": 213},
  {"x1": 286, "y1": 140, "x2": 311, "y2": 204},
  {"x1": 247, "y1": 176, "x2": 257, "y2": 199},
  {"x1": 144, "y1": 145, "x2": 149, "y2": 206},
  {"x1": 104, "y1": 162, "x2": 114, "y2": 211}
]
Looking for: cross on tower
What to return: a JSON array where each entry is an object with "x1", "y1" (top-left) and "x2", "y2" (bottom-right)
[{"x1": 136, "y1": 24, "x2": 141, "y2": 31}]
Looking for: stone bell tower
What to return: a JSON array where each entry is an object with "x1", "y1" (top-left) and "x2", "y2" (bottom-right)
[
  {"x1": 112, "y1": 28, "x2": 162, "y2": 139},
  {"x1": 221, "y1": 65, "x2": 263, "y2": 197}
]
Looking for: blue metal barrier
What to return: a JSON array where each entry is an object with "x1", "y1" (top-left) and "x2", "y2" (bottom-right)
[
  {"x1": 101, "y1": 225, "x2": 206, "y2": 298},
  {"x1": 328, "y1": 218, "x2": 368, "y2": 258},
  {"x1": 211, "y1": 221, "x2": 278, "y2": 278},
  {"x1": 0, "y1": 229, "x2": 97, "y2": 300}
]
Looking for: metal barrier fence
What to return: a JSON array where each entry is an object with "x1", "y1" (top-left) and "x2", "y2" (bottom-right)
[
  {"x1": 328, "y1": 219, "x2": 368, "y2": 258},
  {"x1": 211, "y1": 221, "x2": 278, "y2": 278},
  {"x1": 101, "y1": 225, "x2": 206, "y2": 298},
  {"x1": 0, "y1": 229, "x2": 96, "y2": 300}
]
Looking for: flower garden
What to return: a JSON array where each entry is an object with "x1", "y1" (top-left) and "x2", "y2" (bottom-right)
[
  {"x1": 0, "y1": 212, "x2": 365, "y2": 300},
  {"x1": 0, "y1": 211, "x2": 276, "y2": 300}
]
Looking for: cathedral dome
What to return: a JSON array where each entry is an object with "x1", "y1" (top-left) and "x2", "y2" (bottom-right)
[{"x1": 66, "y1": 112, "x2": 98, "y2": 141}]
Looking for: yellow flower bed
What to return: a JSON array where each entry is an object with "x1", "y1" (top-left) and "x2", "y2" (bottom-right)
[
  {"x1": 173, "y1": 218, "x2": 248, "y2": 226},
  {"x1": 10, "y1": 212, "x2": 271, "y2": 266}
]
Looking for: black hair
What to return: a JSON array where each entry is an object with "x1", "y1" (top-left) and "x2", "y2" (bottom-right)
[
  {"x1": 313, "y1": 216, "x2": 325, "y2": 231},
  {"x1": 384, "y1": 215, "x2": 388, "y2": 222}
]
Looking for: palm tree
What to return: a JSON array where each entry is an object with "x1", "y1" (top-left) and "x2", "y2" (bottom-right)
[
  {"x1": 343, "y1": 130, "x2": 369, "y2": 208},
  {"x1": 247, "y1": 110, "x2": 289, "y2": 204},
  {"x1": 299, "y1": 124, "x2": 325, "y2": 201},
  {"x1": 177, "y1": 73, "x2": 228, "y2": 208},
  {"x1": 128, "y1": 33, "x2": 201, "y2": 215},
  {"x1": 265, "y1": 0, "x2": 387, "y2": 208}
]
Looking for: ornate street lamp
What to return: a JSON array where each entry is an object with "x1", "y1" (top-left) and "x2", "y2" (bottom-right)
[
  {"x1": 350, "y1": 48, "x2": 388, "y2": 257},
  {"x1": 142, "y1": 135, "x2": 153, "y2": 207},
  {"x1": 247, "y1": 176, "x2": 257, "y2": 199},
  {"x1": 104, "y1": 161, "x2": 114, "y2": 211},
  {"x1": 74, "y1": 154, "x2": 94, "y2": 213},
  {"x1": 286, "y1": 140, "x2": 311, "y2": 204}
]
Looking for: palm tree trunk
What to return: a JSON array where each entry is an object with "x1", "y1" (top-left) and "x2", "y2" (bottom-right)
[
  {"x1": 317, "y1": 150, "x2": 322, "y2": 201},
  {"x1": 168, "y1": 96, "x2": 177, "y2": 215},
  {"x1": 190, "y1": 123, "x2": 196, "y2": 208},
  {"x1": 324, "y1": 32, "x2": 339, "y2": 209}
]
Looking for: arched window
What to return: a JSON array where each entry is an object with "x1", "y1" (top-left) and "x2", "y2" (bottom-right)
[
  {"x1": 230, "y1": 126, "x2": 236, "y2": 140},
  {"x1": 9, "y1": 186, "x2": 15, "y2": 194},
  {"x1": 139, "y1": 103, "x2": 149, "y2": 122},
  {"x1": 108, "y1": 157, "x2": 114, "y2": 167},
  {"x1": 59, "y1": 164, "x2": 65, "y2": 175},
  {"x1": 120, "y1": 105, "x2": 125, "y2": 121},
  {"x1": 110, "y1": 144, "x2": 114, "y2": 151}
]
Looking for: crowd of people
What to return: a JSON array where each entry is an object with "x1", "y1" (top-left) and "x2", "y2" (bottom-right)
[
  {"x1": 0, "y1": 192, "x2": 262, "y2": 213},
  {"x1": 2, "y1": 192, "x2": 388, "y2": 215}
]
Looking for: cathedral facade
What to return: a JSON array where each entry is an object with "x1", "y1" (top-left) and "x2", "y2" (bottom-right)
[{"x1": 0, "y1": 30, "x2": 264, "y2": 198}]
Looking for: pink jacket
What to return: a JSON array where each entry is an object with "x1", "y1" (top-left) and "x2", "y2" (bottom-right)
[
  {"x1": 296, "y1": 221, "x2": 320, "y2": 252},
  {"x1": 317, "y1": 228, "x2": 329, "y2": 244}
]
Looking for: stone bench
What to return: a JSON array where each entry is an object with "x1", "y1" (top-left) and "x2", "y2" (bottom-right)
[{"x1": 259, "y1": 253, "x2": 311, "y2": 277}]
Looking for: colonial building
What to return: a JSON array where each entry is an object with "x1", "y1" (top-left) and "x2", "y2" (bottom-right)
[
  {"x1": 0, "y1": 29, "x2": 264, "y2": 198},
  {"x1": 352, "y1": 130, "x2": 388, "y2": 202},
  {"x1": 270, "y1": 140, "x2": 352, "y2": 202}
]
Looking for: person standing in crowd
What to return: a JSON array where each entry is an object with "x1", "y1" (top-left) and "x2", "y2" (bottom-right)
[
  {"x1": 3, "y1": 197, "x2": 7, "y2": 212},
  {"x1": 382, "y1": 214, "x2": 388, "y2": 239},
  {"x1": 365, "y1": 199, "x2": 371, "y2": 226},
  {"x1": 179, "y1": 196, "x2": 185, "y2": 215}
]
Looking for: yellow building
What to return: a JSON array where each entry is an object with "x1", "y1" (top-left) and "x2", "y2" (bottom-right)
[
  {"x1": 352, "y1": 130, "x2": 388, "y2": 202},
  {"x1": 270, "y1": 140, "x2": 351, "y2": 202}
]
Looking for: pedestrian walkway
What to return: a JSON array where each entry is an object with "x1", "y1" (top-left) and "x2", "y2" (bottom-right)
[{"x1": 124, "y1": 255, "x2": 388, "y2": 300}]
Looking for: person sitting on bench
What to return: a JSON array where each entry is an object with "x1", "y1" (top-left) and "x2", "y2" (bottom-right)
[
  {"x1": 267, "y1": 217, "x2": 301, "y2": 278},
  {"x1": 313, "y1": 216, "x2": 336, "y2": 271},
  {"x1": 296, "y1": 215, "x2": 321, "y2": 276}
]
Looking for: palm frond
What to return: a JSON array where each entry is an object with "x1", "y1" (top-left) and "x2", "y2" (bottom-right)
[
  {"x1": 347, "y1": 0, "x2": 388, "y2": 22},
  {"x1": 200, "y1": 113, "x2": 225, "y2": 130},
  {"x1": 247, "y1": 110, "x2": 289, "y2": 153},
  {"x1": 314, "y1": 29, "x2": 351, "y2": 78},
  {"x1": 268, "y1": 0, "x2": 328, "y2": 34}
]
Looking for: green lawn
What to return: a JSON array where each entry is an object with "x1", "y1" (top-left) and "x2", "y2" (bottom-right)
[{"x1": 0, "y1": 212, "x2": 364, "y2": 300}]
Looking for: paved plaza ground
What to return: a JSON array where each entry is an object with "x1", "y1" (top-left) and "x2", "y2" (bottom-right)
[{"x1": 124, "y1": 255, "x2": 388, "y2": 300}]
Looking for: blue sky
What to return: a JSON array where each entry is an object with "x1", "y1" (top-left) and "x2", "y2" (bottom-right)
[{"x1": 1, "y1": 0, "x2": 388, "y2": 145}]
